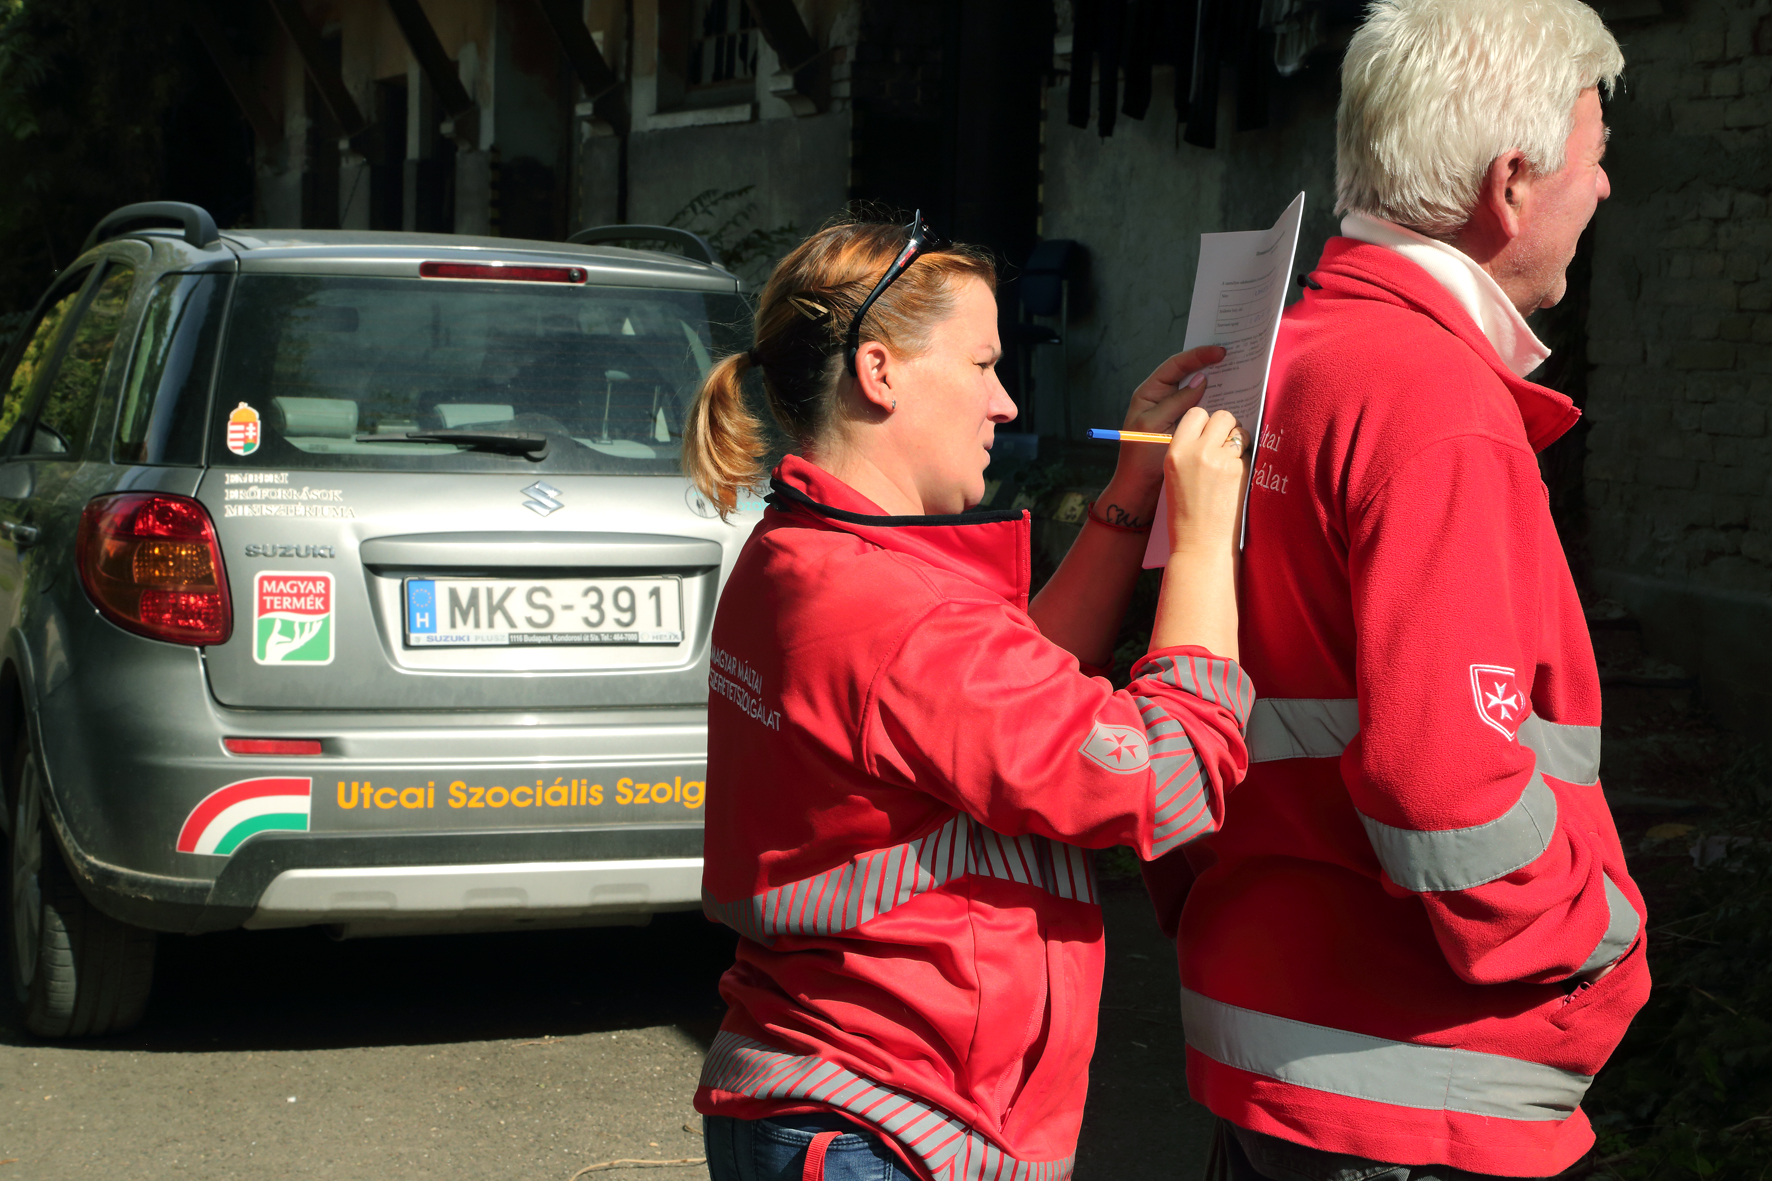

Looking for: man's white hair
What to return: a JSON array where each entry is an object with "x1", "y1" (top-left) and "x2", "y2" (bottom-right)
[{"x1": 1336, "y1": 0, "x2": 1624, "y2": 238}]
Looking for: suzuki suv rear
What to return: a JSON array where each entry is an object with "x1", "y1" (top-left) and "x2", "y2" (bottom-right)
[{"x1": 1, "y1": 203, "x2": 761, "y2": 1036}]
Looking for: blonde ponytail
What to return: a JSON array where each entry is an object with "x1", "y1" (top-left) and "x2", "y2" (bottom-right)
[{"x1": 683, "y1": 350, "x2": 765, "y2": 520}]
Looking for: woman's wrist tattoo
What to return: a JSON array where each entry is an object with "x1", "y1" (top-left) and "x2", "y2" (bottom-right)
[{"x1": 1102, "y1": 502, "x2": 1148, "y2": 529}]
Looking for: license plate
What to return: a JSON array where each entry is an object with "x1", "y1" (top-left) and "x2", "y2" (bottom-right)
[{"x1": 403, "y1": 577, "x2": 683, "y2": 647}]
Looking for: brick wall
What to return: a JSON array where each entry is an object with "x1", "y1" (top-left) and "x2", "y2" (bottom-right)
[{"x1": 1585, "y1": 0, "x2": 1772, "y2": 728}]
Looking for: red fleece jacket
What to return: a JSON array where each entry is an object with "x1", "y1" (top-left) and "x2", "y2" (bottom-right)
[
  {"x1": 696, "y1": 457, "x2": 1253, "y2": 1181},
  {"x1": 1152, "y1": 239, "x2": 1649, "y2": 1177}
]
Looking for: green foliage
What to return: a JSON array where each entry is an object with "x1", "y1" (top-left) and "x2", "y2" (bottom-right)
[
  {"x1": 0, "y1": 0, "x2": 189, "y2": 312},
  {"x1": 1576, "y1": 746, "x2": 1772, "y2": 1180},
  {"x1": 0, "y1": 280, "x2": 69, "y2": 440},
  {"x1": 1096, "y1": 845, "x2": 1143, "y2": 884},
  {"x1": 33, "y1": 264, "x2": 129, "y2": 448},
  {"x1": 666, "y1": 185, "x2": 800, "y2": 283}
]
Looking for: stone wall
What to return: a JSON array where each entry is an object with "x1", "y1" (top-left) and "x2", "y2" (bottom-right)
[
  {"x1": 1584, "y1": 0, "x2": 1772, "y2": 729},
  {"x1": 1040, "y1": 60, "x2": 1341, "y2": 447}
]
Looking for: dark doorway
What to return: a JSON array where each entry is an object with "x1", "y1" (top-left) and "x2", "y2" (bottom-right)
[
  {"x1": 850, "y1": 0, "x2": 1053, "y2": 413},
  {"x1": 301, "y1": 33, "x2": 344, "y2": 229},
  {"x1": 369, "y1": 76, "x2": 409, "y2": 231}
]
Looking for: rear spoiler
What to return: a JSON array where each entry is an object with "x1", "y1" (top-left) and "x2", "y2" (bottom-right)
[{"x1": 567, "y1": 224, "x2": 720, "y2": 267}]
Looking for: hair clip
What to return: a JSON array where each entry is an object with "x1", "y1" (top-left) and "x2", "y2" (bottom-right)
[{"x1": 787, "y1": 295, "x2": 834, "y2": 323}]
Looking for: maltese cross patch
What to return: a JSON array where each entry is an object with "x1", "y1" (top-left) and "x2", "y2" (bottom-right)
[
  {"x1": 1080, "y1": 722, "x2": 1151, "y2": 775},
  {"x1": 1470, "y1": 664, "x2": 1526, "y2": 740}
]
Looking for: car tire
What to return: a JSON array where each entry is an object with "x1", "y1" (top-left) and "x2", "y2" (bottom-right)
[{"x1": 5, "y1": 733, "x2": 156, "y2": 1037}]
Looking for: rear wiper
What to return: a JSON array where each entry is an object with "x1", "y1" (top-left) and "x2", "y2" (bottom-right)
[{"x1": 356, "y1": 429, "x2": 549, "y2": 458}]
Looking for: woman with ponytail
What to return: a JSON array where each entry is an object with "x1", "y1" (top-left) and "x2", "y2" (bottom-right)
[{"x1": 691, "y1": 213, "x2": 1252, "y2": 1181}]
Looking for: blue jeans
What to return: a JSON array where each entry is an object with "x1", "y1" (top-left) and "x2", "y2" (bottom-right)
[
  {"x1": 1217, "y1": 1121, "x2": 1543, "y2": 1181},
  {"x1": 704, "y1": 1113, "x2": 907, "y2": 1181}
]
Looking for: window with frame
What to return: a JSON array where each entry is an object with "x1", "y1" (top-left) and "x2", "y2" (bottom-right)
[
  {"x1": 115, "y1": 272, "x2": 230, "y2": 466},
  {"x1": 0, "y1": 269, "x2": 91, "y2": 447},
  {"x1": 657, "y1": 0, "x2": 758, "y2": 110},
  {"x1": 29, "y1": 265, "x2": 135, "y2": 458},
  {"x1": 689, "y1": 0, "x2": 757, "y2": 89}
]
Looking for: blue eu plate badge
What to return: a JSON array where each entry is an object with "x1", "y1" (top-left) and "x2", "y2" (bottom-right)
[{"x1": 406, "y1": 579, "x2": 438, "y2": 636}]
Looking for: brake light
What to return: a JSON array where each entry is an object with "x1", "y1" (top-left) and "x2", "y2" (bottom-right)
[
  {"x1": 77, "y1": 493, "x2": 231, "y2": 645},
  {"x1": 224, "y1": 738, "x2": 323, "y2": 756},
  {"x1": 418, "y1": 261, "x2": 588, "y2": 284}
]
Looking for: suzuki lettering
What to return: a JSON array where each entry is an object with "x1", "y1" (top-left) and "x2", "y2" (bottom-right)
[{"x1": 254, "y1": 571, "x2": 335, "y2": 665}]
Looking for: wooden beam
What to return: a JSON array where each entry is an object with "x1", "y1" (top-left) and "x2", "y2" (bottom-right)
[
  {"x1": 743, "y1": 0, "x2": 820, "y2": 74},
  {"x1": 184, "y1": 3, "x2": 281, "y2": 145},
  {"x1": 382, "y1": 0, "x2": 476, "y2": 118},
  {"x1": 532, "y1": 0, "x2": 620, "y2": 101},
  {"x1": 264, "y1": 0, "x2": 368, "y2": 136}
]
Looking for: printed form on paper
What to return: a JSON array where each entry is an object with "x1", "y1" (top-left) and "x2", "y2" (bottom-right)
[{"x1": 1143, "y1": 192, "x2": 1305, "y2": 567}]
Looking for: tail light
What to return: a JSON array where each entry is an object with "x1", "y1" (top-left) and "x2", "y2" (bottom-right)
[
  {"x1": 77, "y1": 493, "x2": 231, "y2": 646},
  {"x1": 224, "y1": 738, "x2": 323, "y2": 756},
  {"x1": 419, "y1": 260, "x2": 587, "y2": 283}
]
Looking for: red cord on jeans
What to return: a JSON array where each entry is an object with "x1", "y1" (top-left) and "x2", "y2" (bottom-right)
[{"x1": 803, "y1": 1130, "x2": 841, "y2": 1181}]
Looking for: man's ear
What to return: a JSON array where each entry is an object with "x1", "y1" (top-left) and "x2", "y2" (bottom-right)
[
  {"x1": 852, "y1": 340, "x2": 896, "y2": 414},
  {"x1": 1479, "y1": 149, "x2": 1531, "y2": 243}
]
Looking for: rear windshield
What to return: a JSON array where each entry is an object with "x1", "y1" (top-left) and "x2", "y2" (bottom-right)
[{"x1": 207, "y1": 274, "x2": 748, "y2": 475}]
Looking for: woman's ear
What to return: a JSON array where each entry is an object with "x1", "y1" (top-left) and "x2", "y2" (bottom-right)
[{"x1": 852, "y1": 339, "x2": 896, "y2": 414}]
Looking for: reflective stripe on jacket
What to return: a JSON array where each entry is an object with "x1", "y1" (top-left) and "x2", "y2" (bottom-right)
[
  {"x1": 695, "y1": 456, "x2": 1254, "y2": 1180},
  {"x1": 1163, "y1": 240, "x2": 1650, "y2": 1177}
]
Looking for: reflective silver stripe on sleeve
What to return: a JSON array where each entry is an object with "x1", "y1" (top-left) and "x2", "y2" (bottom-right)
[
  {"x1": 703, "y1": 813, "x2": 1099, "y2": 944},
  {"x1": 1136, "y1": 696, "x2": 1217, "y2": 857},
  {"x1": 1577, "y1": 873, "x2": 1640, "y2": 975},
  {"x1": 1516, "y1": 714, "x2": 1601, "y2": 786},
  {"x1": 1127, "y1": 655, "x2": 1253, "y2": 858},
  {"x1": 1246, "y1": 698, "x2": 1360, "y2": 762},
  {"x1": 1359, "y1": 773, "x2": 1558, "y2": 893},
  {"x1": 1135, "y1": 653, "x2": 1257, "y2": 727},
  {"x1": 701, "y1": 1030, "x2": 1075, "y2": 1181},
  {"x1": 1179, "y1": 987, "x2": 1592, "y2": 1123}
]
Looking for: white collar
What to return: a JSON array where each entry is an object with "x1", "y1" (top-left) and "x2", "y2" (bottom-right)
[{"x1": 1339, "y1": 211, "x2": 1551, "y2": 379}]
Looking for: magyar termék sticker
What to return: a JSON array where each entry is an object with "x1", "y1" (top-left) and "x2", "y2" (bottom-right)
[
  {"x1": 226, "y1": 402, "x2": 261, "y2": 456},
  {"x1": 254, "y1": 571, "x2": 335, "y2": 665}
]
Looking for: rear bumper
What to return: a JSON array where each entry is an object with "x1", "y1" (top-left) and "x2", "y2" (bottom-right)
[
  {"x1": 56, "y1": 822, "x2": 704, "y2": 935},
  {"x1": 244, "y1": 856, "x2": 702, "y2": 936}
]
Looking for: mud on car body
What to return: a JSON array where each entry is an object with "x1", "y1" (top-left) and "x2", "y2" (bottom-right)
[{"x1": 0, "y1": 203, "x2": 761, "y2": 1036}]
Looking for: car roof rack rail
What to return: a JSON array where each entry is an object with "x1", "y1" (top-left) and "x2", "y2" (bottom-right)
[
  {"x1": 82, "y1": 202, "x2": 220, "y2": 254},
  {"x1": 567, "y1": 224, "x2": 720, "y2": 266}
]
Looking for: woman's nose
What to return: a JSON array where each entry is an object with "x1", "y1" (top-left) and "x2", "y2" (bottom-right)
[{"x1": 989, "y1": 372, "x2": 1018, "y2": 424}]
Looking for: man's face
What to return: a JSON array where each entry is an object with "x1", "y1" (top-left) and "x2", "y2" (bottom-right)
[{"x1": 1516, "y1": 87, "x2": 1611, "y2": 310}]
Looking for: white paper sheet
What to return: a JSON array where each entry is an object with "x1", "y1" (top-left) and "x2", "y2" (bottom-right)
[{"x1": 1143, "y1": 192, "x2": 1305, "y2": 567}]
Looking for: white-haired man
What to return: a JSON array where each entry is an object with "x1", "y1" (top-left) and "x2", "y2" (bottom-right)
[{"x1": 1149, "y1": 1, "x2": 1647, "y2": 1177}]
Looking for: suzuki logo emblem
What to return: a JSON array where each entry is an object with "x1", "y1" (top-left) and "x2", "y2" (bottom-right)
[{"x1": 522, "y1": 481, "x2": 565, "y2": 517}]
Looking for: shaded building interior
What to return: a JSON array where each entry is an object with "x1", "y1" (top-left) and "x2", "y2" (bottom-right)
[{"x1": 175, "y1": 0, "x2": 1772, "y2": 732}]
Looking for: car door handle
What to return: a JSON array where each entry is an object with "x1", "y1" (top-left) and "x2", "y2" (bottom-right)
[{"x1": 4, "y1": 522, "x2": 38, "y2": 547}]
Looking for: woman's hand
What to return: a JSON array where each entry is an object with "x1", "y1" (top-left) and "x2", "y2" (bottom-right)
[
  {"x1": 1145, "y1": 405, "x2": 1248, "y2": 661},
  {"x1": 1094, "y1": 346, "x2": 1227, "y2": 529},
  {"x1": 1162, "y1": 405, "x2": 1249, "y2": 559}
]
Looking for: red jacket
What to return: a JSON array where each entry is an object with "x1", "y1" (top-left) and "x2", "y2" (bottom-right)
[
  {"x1": 696, "y1": 456, "x2": 1253, "y2": 1180},
  {"x1": 1160, "y1": 240, "x2": 1648, "y2": 1176}
]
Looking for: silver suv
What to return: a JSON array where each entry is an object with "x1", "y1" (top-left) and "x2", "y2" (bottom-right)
[{"x1": 2, "y1": 202, "x2": 760, "y2": 1037}]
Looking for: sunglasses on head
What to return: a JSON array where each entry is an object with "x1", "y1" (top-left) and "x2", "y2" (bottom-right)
[{"x1": 843, "y1": 210, "x2": 951, "y2": 375}]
